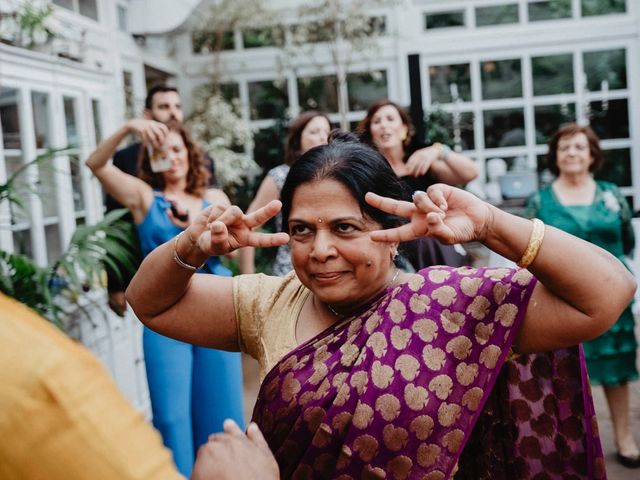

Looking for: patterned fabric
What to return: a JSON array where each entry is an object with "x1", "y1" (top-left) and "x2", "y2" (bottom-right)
[
  {"x1": 252, "y1": 266, "x2": 537, "y2": 479},
  {"x1": 525, "y1": 180, "x2": 638, "y2": 386},
  {"x1": 456, "y1": 347, "x2": 606, "y2": 479},
  {"x1": 268, "y1": 164, "x2": 293, "y2": 277}
]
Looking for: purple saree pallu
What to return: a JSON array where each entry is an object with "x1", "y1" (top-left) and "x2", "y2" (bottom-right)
[
  {"x1": 252, "y1": 266, "x2": 542, "y2": 479},
  {"x1": 456, "y1": 345, "x2": 606, "y2": 479}
]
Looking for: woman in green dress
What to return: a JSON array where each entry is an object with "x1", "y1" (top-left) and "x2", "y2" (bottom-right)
[{"x1": 525, "y1": 122, "x2": 639, "y2": 468}]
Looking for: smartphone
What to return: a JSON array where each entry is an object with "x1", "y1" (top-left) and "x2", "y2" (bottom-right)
[
  {"x1": 170, "y1": 203, "x2": 189, "y2": 222},
  {"x1": 148, "y1": 145, "x2": 172, "y2": 173}
]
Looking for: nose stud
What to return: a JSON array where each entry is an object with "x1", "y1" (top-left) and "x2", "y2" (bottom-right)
[{"x1": 317, "y1": 218, "x2": 323, "y2": 223}]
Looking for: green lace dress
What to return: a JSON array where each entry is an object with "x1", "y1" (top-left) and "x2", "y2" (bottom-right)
[{"x1": 525, "y1": 180, "x2": 638, "y2": 386}]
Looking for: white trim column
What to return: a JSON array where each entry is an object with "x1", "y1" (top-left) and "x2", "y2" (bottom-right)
[
  {"x1": 18, "y1": 86, "x2": 47, "y2": 266},
  {"x1": 50, "y1": 91, "x2": 77, "y2": 249}
]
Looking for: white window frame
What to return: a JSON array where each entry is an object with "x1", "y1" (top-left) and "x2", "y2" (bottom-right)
[
  {"x1": 423, "y1": 37, "x2": 637, "y2": 204},
  {"x1": 0, "y1": 78, "x2": 102, "y2": 265}
]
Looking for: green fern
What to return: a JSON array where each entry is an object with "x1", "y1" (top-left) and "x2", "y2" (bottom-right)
[{"x1": 0, "y1": 148, "x2": 139, "y2": 328}]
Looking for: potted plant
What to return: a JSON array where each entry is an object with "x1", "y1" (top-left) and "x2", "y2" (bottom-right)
[{"x1": 0, "y1": 148, "x2": 138, "y2": 330}]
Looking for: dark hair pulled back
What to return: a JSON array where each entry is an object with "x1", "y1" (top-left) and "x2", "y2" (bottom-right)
[{"x1": 280, "y1": 129, "x2": 406, "y2": 232}]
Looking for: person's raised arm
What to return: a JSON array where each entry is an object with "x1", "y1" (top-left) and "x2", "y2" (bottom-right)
[
  {"x1": 125, "y1": 200, "x2": 289, "y2": 351},
  {"x1": 366, "y1": 185, "x2": 636, "y2": 354},
  {"x1": 405, "y1": 144, "x2": 479, "y2": 185},
  {"x1": 85, "y1": 119, "x2": 167, "y2": 220},
  {"x1": 238, "y1": 175, "x2": 281, "y2": 274}
]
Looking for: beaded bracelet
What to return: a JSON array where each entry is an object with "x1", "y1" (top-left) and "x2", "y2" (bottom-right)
[
  {"x1": 517, "y1": 218, "x2": 545, "y2": 269},
  {"x1": 173, "y1": 231, "x2": 204, "y2": 272}
]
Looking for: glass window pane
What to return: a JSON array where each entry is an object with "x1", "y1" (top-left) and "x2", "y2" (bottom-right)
[
  {"x1": 428, "y1": 63, "x2": 472, "y2": 103},
  {"x1": 122, "y1": 71, "x2": 135, "y2": 119},
  {"x1": 252, "y1": 126, "x2": 286, "y2": 171},
  {"x1": 596, "y1": 148, "x2": 631, "y2": 187},
  {"x1": 485, "y1": 155, "x2": 532, "y2": 182},
  {"x1": 481, "y1": 59, "x2": 522, "y2": 99},
  {"x1": 219, "y1": 83, "x2": 240, "y2": 104},
  {"x1": 483, "y1": 108, "x2": 525, "y2": 148},
  {"x1": 528, "y1": 0, "x2": 572, "y2": 22},
  {"x1": 79, "y1": 0, "x2": 98, "y2": 20},
  {"x1": 192, "y1": 30, "x2": 235, "y2": 53},
  {"x1": 532, "y1": 53, "x2": 574, "y2": 95},
  {"x1": 6, "y1": 155, "x2": 30, "y2": 224},
  {"x1": 426, "y1": 110, "x2": 475, "y2": 150},
  {"x1": 69, "y1": 155, "x2": 85, "y2": 211},
  {"x1": 45, "y1": 224, "x2": 62, "y2": 260},
  {"x1": 63, "y1": 97, "x2": 78, "y2": 146},
  {"x1": 32, "y1": 92, "x2": 50, "y2": 149},
  {"x1": 297, "y1": 75, "x2": 339, "y2": 113},
  {"x1": 38, "y1": 148, "x2": 60, "y2": 218},
  {"x1": 583, "y1": 48, "x2": 627, "y2": 91},
  {"x1": 242, "y1": 27, "x2": 284, "y2": 48},
  {"x1": 248, "y1": 80, "x2": 288, "y2": 120},
  {"x1": 582, "y1": 0, "x2": 626, "y2": 16},
  {"x1": 425, "y1": 10, "x2": 465, "y2": 30},
  {"x1": 117, "y1": 5, "x2": 127, "y2": 32},
  {"x1": 346, "y1": 70, "x2": 388, "y2": 111},
  {"x1": 291, "y1": 21, "x2": 334, "y2": 44},
  {"x1": 12, "y1": 229, "x2": 33, "y2": 257},
  {"x1": 476, "y1": 4, "x2": 519, "y2": 26},
  {"x1": 588, "y1": 98, "x2": 628, "y2": 140},
  {"x1": 534, "y1": 103, "x2": 576, "y2": 144},
  {"x1": 0, "y1": 88, "x2": 21, "y2": 150},
  {"x1": 52, "y1": 0, "x2": 73, "y2": 9},
  {"x1": 91, "y1": 99, "x2": 102, "y2": 144}
]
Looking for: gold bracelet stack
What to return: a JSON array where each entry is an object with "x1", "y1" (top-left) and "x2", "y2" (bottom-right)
[
  {"x1": 517, "y1": 218, "x2": 545, "y2": 269},
  {"x1": 173, "y1": 231, "x2": 204, "y2": 272}
]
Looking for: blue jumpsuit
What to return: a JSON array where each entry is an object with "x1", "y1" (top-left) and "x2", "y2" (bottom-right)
[{"x1": 136, "y1": 194, "x2": 244, "y2": 477}]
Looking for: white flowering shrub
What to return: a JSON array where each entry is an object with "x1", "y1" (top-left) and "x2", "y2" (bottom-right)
[
  {"x1": 188, "y1": 88, "x2": 260, "y2": 197},
  {"x1": 0, "y1": 0, "x2": 60, "y2": 48}
]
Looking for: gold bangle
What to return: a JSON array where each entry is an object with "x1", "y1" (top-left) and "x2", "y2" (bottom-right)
[
  {"x1": 517, "y1": 218, "x2": 545, "y2": 269},
  {"x1": 173, "y1": 231, "x2": 204, "y2": 272}
]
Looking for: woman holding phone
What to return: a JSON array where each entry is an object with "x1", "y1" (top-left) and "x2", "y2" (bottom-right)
[{"x1": 86, "y1": 120, "x2": 244, "y2": 477}]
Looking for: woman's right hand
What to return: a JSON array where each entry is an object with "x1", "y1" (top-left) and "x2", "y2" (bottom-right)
[{"x1": 187, "y1": 200, "x2": 290, "y2": 257}]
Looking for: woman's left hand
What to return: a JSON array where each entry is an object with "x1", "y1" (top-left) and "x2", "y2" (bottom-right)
[
  {"x1": 366, "y1": 184, "x2": 493, "y2": 245},
  {"x1": 405, "y1": 146, "x2": 439, "y2": 177}
]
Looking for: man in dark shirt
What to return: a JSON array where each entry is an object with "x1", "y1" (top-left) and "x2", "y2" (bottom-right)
[{"x1": 105, "y1": 85, "x2": 216, "y2": 314}]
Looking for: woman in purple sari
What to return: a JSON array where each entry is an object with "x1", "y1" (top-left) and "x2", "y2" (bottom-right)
[{"x1": 127, "y1": 132, "x2": 635, "y2": 479}]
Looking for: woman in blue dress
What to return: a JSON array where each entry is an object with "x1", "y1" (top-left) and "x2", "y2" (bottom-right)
[{"x1": 86, "y1": 120, "x2": 244, "y2": 477}]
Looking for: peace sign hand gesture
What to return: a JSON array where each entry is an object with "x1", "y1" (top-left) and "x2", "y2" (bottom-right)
[
  {"x1": 365, "y1": 184, "x2": 493, "y2": 245},
  {"x1": 187, "y1": 200, "x2": 290, "y2": 257}
]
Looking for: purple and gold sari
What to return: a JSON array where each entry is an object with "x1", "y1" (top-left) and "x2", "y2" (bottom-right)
[{"x1": 252, "y1": 267, "x2": 604, "y2": 479}]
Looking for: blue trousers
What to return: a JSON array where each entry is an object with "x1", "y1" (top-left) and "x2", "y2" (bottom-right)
[{"x1": 143, "y1": 327, "x2": 244, "y2": 477}]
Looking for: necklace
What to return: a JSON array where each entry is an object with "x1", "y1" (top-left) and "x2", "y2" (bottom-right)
[{"x1": 326, "y1": 269, "x2": 400, "y2": 318}]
